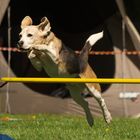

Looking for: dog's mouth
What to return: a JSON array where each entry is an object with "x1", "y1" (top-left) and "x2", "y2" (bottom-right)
[
  {"x1": 17, "y1": 44, "x2": 30, "y2": 53},
  {"x1": 19, "y1": 48, "x2": 30, "y2": 52}
]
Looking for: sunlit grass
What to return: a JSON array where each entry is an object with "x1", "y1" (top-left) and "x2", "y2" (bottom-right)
[{"x1": 0, "y1": 114, "x2": 140, "y2": 140}]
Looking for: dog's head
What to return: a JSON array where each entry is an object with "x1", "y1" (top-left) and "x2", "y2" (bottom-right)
[{"x1": 18, "y1": 16, "x2": 51, "y2": 51}]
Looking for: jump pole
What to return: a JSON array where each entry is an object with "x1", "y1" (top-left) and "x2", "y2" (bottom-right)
[{"x1": 1, "y1": 77, "x2": 140, "y2": 84}]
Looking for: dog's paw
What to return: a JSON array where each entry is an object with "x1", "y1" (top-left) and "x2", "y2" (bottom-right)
[
  {"x1": 105, "y1": 112, "x2": 112, "y2": 124},
  {"x1": 86, "y1": 112, "x2": 94, "y2": 127},
  {"x1": 31, "y1": 45, "x2": 39, "y2": 50},
  {"x1": 87, "y1": 117, "x2": 94, "y2": 127},
  {"x1": 28, "y1": 50, "x2": 36, "y2": 58}
]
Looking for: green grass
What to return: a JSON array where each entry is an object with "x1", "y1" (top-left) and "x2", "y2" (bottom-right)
[{"x1": 0, "y1": 114, "x2": 140, "y2": 140}]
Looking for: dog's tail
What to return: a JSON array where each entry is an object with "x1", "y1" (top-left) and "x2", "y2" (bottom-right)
[
  {"x1": 86, "y1": 31, "x2": 103, "y2": 48},
  {"x1": 79, "y1": 31, "x2": 103, "y2": 72}
]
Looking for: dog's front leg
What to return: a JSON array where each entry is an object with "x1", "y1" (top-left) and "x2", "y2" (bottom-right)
[
  {"x1": 31, "y1": 44, "x2": 49, "y2": 50},
  {"x1": 31, "y1": 42, "x2": 57, "y2": 56},
  {"x1": 31, "y1": 43, "x2": 59, "y2": 63},
  {"x1": 28, "y1": 50, "x2": 43, "y2": 71}
]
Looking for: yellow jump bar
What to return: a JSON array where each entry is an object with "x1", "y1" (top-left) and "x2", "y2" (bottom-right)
[{"x1": 1, "y1": 77, "x2": 140, "y2": 84}]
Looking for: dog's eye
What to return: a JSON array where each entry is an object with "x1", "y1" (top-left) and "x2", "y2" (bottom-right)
[{"x1": 27, "y1": 34, "x2": 33, "y2": 37}]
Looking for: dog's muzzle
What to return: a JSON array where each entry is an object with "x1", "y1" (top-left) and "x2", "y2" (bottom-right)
[
  {"x1": 17, "y1": 41, "x2": 30, "y2": 52},
  {"x1": 18, "y1": 40, "x2": 24, "y2": 47}
]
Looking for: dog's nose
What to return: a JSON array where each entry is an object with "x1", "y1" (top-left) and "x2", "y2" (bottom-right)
[{"x1": 18, "y1": 41, "x2": 24, "y2": 47}]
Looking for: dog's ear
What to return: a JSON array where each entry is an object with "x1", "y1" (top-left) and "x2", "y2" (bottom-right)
[
  {"x1": 21, "y1": 16, "x2": 33, "y2": 29},
  {"x1": 38, "y1": 17, "x2": 51, "y2": 32}
]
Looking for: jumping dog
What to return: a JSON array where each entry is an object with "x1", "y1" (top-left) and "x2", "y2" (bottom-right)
[{"x1": 18, "y1": 16, "x2": 112, "y2": 126}]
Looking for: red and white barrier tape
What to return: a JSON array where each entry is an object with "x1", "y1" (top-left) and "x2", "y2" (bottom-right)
[
  {"x1": 0, "y1": 47, "x2": 20, "y2": 52},
  {"x1": 0, "y1": 47, "x2": 140, "y2": 55}
]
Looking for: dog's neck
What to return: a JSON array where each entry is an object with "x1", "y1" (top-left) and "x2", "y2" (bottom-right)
[
  {"x1": 44, "y1": 32, "x2": 55, "y2": 44},
  {"x1": 47, "y1": 32, "x2": 62, "y2": 53},
  {"x1": 41, "y1": 31, "x2": 62, "y2": 52}
]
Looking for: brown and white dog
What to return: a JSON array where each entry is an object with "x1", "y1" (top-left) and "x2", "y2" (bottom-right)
[{"x1": 18, "y1": 16, "x2": 112, "y2": 127}]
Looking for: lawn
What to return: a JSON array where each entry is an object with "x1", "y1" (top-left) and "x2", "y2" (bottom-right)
[{"x1": 0, "y1": 114, "x2": 140, "y2": 140}]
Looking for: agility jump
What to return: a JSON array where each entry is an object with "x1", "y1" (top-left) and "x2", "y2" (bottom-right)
[{"x1": 1, "y1": 77, "x2": 140, "y2": 84}]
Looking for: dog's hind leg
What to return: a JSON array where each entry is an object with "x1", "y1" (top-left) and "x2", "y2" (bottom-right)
[
  {"x1": 79, "y1": 64, "x2": 112, "y2": 124},
  {"x1": 86, "y1": 84, "x2": 112, "y2": 124},
  {"x1": 66, "y1": 84, "x2": 94, "y2": 127}
]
